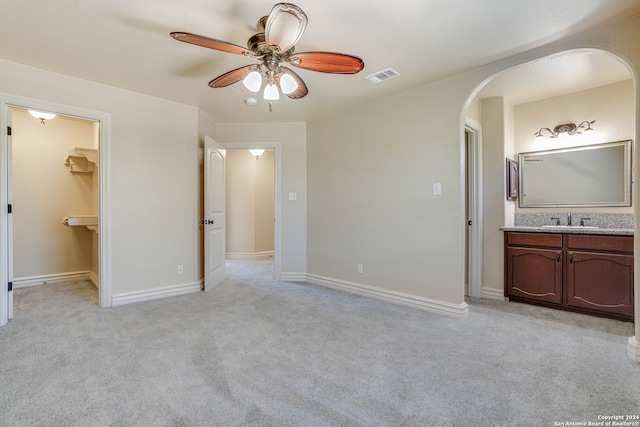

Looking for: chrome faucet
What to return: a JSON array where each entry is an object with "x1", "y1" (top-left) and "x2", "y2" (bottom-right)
[{"x1": 567, "y1": 212, "x2": 572, "y2": 226}]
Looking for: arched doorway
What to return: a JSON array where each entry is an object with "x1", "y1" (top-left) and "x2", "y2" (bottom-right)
[{"x1": 462, "y1": 48, "x2": 637, "y2": 356}]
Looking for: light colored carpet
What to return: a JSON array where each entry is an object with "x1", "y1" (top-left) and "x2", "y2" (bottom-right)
[{"x1": 0, "y1": 259, "x2": 638, "y2": 426}]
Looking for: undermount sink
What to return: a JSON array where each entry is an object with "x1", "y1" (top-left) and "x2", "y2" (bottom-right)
[{"x1": 541, "y1": 225, "x2": 599, "y2": 229}]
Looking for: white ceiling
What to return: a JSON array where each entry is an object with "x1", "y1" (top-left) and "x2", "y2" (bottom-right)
[
  {"x1": 0, "y1": 0, "x2": 638, "y2": 123},
  {"x1": 477, "y1": 50, "x2": 632, "y2": 105}
]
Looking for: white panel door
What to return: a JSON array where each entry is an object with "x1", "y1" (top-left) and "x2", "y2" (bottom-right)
[
  {"x1": 203, "y1": 136, "x2": 226, "y2": 291},
  {"x1": 7, "y1": 108, "x2": 12, "y2": 319},
  {"x1": 1, "y1": 105, "x2": 13, "y2": 326}
]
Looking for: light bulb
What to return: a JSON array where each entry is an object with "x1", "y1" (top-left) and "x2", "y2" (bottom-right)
[
  {"x1": 264, "y1": 83, "x2": 280, "y2": 100},
  {"x1": 243, "y1": 71, "x2": 262, "y2": 92},
  {"x1": 279, "y1": 73, "x2": 298, "y2": 94}
]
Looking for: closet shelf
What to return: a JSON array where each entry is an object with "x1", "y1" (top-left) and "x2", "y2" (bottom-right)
[
  {"x1": 64, "y1": 147, "x2": 98, "y2": 174},
  {"x1": 63, "y1": 215, "x2": 98, "y2": 233}
]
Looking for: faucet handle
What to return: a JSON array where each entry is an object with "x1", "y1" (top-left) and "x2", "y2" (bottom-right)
[
  {"x1": 580, "y1": 217, "x2": 591, "y2": 227},
  {"x1": 550, "y1": 217, "x2": 561, "y2": 226}
]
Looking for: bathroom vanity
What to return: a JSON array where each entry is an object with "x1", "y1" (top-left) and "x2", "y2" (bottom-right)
[{"x1": 503, "y1": 228, "x2": 634, "y2": 321}]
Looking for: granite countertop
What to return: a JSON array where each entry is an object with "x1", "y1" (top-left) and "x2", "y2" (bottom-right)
[{"x1": 501, "y1": 226, "x2": 634, "y2": 236}]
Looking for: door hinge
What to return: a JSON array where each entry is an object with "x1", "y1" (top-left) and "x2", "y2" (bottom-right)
[
  {"x1": 8, "y1": 282, "x2": 12, "y2": 292},
  {"x1": 7, "y1": 126, "x2": 11, "y2": 136},
  {"x1": 7, "y1": 204, "x2": 11, "y2": 214}
]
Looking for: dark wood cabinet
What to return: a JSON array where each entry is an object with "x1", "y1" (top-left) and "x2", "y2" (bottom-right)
[
  {"x1": 506, "y1": 247, "x2": 563, "y2": 304},
  {"x1": 504, "y1": 231, "x2": 634, "y2": 321}
]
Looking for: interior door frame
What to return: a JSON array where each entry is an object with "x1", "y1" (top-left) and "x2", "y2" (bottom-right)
[
  {"x1": 221, "y1": 142, "x2": 282, "y2": 279},
  {"x1": 464, "y1": 118, "x2": 483, "y2": 298},
  {"x1": 0, "y1": 93, "x2": 112, "y2": 326}
]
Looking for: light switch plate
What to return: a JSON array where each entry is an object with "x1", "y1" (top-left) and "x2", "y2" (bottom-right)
[{"x1": 433, "y1": 183, "x2": 442, "y2": 195}]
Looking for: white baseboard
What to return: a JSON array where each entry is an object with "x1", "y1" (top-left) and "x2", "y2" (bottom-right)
[
  {"x1": 280, "y1": 272, "x2": 307, "y2": 282},
  {"x1": 628, "y1": 336, "x2": 640, "y2": 362},
  {"x1": 111, "y1": 281, "x2": 201, "y2": 307},
  {"x1": 306, "y1": 274, "x2": 469, "y2": 317},
  {"x1": 88, "y1": 271, "x2": 99, "y2": 288},
  {"x1": 13, "y1": 271, "x2": 93, "y2": 289},
  {"x1": 226, "y1": 251, "x2": 274, "y2": 260},
  {"x1": 481, "y1": 287, "x2": 504, "y2": 301}
]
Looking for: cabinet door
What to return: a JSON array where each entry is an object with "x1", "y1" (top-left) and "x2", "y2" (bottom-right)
[
  {"x1": 566, "y1": 251, "x2": 634, "y2": 318},
  {"x1": 507, "y1": 247, "x2": 563, "y2": 304}
]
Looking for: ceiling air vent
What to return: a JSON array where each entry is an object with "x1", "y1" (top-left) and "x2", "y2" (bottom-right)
[{"x1": 365, "y1": 68, "x2": 400, "y2": 84}]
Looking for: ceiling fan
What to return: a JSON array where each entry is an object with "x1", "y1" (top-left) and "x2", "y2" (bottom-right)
[{"x1": 170, "y1": 3, "x2": 365, "y2": 103}]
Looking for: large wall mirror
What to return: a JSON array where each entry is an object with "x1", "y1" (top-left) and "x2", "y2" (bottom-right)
[{"x1": 518, "y1": 140, "x2": 632, "y2": 208}]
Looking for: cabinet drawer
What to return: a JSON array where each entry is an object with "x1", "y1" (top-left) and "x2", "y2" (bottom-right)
[
  {"x1": 506, "y1": 232, "x2": 562, "y2": 248},
  {"x1": 566, "y1": 234, "x2": 633, "y2": 253}
]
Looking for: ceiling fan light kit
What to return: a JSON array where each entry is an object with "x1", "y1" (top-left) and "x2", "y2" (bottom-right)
[
  {"x1": 264, "y1": 83, "x2": 280, "y2": 100},
  {"x1": 279, "y1": 73, "x2": 298, "y2": 94},
  {"x1": 243, "y1": 70, "x2": 263, "y2": 92},
  {"x1": 170, "y1": 2, "x2": 364, "y2": 109}
]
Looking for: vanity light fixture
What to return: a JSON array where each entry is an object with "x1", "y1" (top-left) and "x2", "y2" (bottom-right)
[
  {"x1": 534, "y1": 120, "x2": 595, "y2": 143},
  {"x1": 28, "y1": 109, "x2": 56, "y2": 124}
]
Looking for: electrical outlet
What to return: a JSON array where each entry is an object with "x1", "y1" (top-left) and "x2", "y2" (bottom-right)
[
  {"x1": 177, "y1": 265, "x2": 184, "y2": 275},
  {"x1": 357, "y1": 263, "x2": 363, "y2": 274}
]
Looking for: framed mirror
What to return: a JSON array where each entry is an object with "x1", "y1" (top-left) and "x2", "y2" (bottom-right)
[{"x1": 518, "y1": 140, "x2": 632, "y2": 208}]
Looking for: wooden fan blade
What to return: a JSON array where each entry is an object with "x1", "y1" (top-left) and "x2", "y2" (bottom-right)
[
  {"x1": 280, "y1": 67, "x2": 308, "y2": 99},
  {"x1": 289, "y1": 52, "x2": 365, "y2": 74},
  {"x1": 208, "y1": 65, "x2": 255, "y2": 88},
  {"x1": 171, "y1": 32, "x2": 254, "y2": 56}
]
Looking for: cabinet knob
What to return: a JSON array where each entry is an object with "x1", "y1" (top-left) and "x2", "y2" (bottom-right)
[{"x1": 556, "y1": 252, "x2": 561, "y2": 263}]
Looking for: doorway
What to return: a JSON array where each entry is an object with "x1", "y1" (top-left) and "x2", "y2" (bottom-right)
[
  {"x1": 465, "y1": 119, "x2": 482, "y2": 299},
  {"x1": 1, "y1": 95, "x2": 112, "y2": 326},
  {"x1": 10, "y1": 108, "x2": 99, "y2": 297},
  {"x1": 221, "y1": 143, "x2": 281, "y2": 279}
]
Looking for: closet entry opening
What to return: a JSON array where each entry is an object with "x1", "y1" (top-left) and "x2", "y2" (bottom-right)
[
  {"x1": 9, "y1": 107, "x2": 100, "y2": 307},
  {"x1": 224, "y1": 148, "x2": 276, "y2": 278}
]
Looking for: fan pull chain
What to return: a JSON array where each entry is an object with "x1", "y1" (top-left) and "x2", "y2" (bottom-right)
[{"x1": 269, "y1": 102, "x2": 273, "y2": 113}]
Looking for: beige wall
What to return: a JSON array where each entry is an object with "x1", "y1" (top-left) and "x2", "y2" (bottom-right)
[
  {"x1": 480, "y1": 97, "x2": 514, "y2": 291},
  {"x1": 255, "y1": 150, "x2": 275, "y2": 254},
  {"x1": 226, "y1": 150, "x2": 274, "y2": 257},
  {"x1": 307, "y1": 82, "x2": 469, "y2": 305},
  {"x1": 307, "y1": 13, "x2": 640, "y2": 311},
  {"x1": 0, "y1": 58, "x2": 201, "y2": 295},
  {"x1": 12, "y1": 109, "x2": 97, "y2": 279}
]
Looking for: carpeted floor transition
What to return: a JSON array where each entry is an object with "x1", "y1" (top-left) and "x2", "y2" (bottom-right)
[{"x1": 0, "y1": 259, "x2": 638, "y2": 426}]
